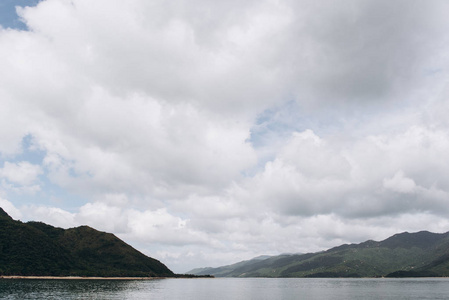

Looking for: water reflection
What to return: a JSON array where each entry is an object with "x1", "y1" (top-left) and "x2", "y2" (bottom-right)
[
  {"x1": 1, "y1": 278, "x2": 449, "y2": 300},
  {"x1": 0, "y1": 279, "x2": 162, "y2": 300}
]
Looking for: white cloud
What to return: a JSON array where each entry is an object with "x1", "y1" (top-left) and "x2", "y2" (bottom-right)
[
  {"x1": 383, "y1": 171, "x2": 416, "y2": 194},
  {"x1": 31, "y1": 88, "x2": 257, "y2": 200},
  {"x1": 232, "y1": 125, "x2": 449, "y2": 220},
  {"x1": 22, "y1": 205, "x2": 76, "y2": 228},
  {"x1": 0, "y1": 198, "x2": 22, "y2": 220},
  {"x1": 0, "y1": 161, "x2": 43, "y2": 186}
]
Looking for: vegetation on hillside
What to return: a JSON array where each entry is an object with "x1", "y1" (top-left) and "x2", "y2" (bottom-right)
[
  {"x1": 189, "y1": 231, "x2": 449, "y2": 278},
  {"x1": 0, "y1": 208, "x2": 174, "y2": 277}
]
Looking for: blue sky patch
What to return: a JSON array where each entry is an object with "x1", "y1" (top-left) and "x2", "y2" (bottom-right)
[{"x1": 0, "y1": 0, "x2": 40, "y2": 30}]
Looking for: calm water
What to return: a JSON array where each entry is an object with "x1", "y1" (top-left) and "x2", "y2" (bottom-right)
[{"x1": 1, "y1": 278, "x2": 449, "y2": 299}]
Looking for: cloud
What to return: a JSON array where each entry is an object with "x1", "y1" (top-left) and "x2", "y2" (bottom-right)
[
  {"x1": 383, "y1": 171, "x2": 416, "y2": 194},
  {"x1": 21, "y1": 205, "x2": 76, "y2": 228},
  {"x1": 282, "y1": 0, "x2": 449, "y2": 106},
  {"x1": 1, "y1": 0, "x2": 449, "y2": 273},
  {"x1": 233, "y1": 125, "x2": 449, "y2": 221},
  {"x1": 0, "y1": 161, "x2": 42, "y2": 185},
  {"x1": 0, "y1": 161, "x2": 42, "y2": 194},
  {"x1": 0, "y1": 198, "x2": 22, "y2": 220},
  {"x1": 32, "y1": 89, "x2": 257, "y2": 200}
]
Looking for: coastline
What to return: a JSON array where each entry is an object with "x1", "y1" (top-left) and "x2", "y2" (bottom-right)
[{"x1": 0, "y1": 276, "x2": 166, "y2": 280}]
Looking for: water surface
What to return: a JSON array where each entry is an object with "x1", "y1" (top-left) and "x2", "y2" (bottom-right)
[{"x1": 1, "y1": 277, "x2": 448, "y2": 299}]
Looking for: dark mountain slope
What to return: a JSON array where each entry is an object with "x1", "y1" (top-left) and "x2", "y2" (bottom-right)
[
  {"x1": 0, "y1": 208, "x2": 174, "y2": 277},
  {"x1": 379, "y1": 231, "x2": 449, "y2": 249},
  {"x1": 0, "y1": 211, "x2": 75, "y2": 275}
]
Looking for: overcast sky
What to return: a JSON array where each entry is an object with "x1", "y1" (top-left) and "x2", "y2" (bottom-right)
[{"x1": 1, "y1": 0, "x2": 449, "y2": 273}]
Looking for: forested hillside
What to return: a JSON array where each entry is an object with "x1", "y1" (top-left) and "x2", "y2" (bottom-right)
[{"x1": 0, "y1": 207, "x2": 174, "y2": 277}]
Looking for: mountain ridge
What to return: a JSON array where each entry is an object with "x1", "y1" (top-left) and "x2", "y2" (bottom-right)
[
  {"x1": 188, "y1": 230, "x2": 449, "y2": 278},
  {"x1": 0, "y1": 207, "x2": 174, "y2": 277}
]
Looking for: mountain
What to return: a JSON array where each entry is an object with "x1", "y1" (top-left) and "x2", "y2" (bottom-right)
[
  {"x1": 0, "y1": 207, "x2": 174, "y2": 277},
  {"x1": 189, "y1": 231, "x2": 449, "y2": 278},
  {"x1": 187, "y1": 255, "x2": 275, "y2": 277}
]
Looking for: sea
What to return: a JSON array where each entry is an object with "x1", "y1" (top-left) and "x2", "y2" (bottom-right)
[{"x1": 1, "y1": 277, "x2": 449, "y2": 299}]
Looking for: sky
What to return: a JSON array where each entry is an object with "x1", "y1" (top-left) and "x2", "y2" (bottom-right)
[{"x1": 1, "y1": 0, "x2": 449, "y2": 273}]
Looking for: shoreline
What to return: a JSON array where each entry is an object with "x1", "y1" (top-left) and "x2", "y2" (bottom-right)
[{"x1": 0, "y1": 276, "x2": 167, "y2": 280}]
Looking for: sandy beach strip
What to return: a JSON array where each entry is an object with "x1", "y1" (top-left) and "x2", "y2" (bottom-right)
[{"x1": 0, "y1": 276, "x2": 166, "y2": 280}]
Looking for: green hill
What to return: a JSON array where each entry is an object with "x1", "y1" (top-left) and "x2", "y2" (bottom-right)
[
  {"x1": 0, "y1": 207, "x2": 174, "y2": 277},
  {"x1": 189, "y1": 231, "x2": 449, "y2": 278}
]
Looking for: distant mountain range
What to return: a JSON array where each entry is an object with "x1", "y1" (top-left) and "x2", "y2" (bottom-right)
[
  {"x1": 188, "y1": 231, "x2": 449, "y2": 277},
  {"x1": 0, "y1": 207, "x2": 174, "y2": 277}
]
